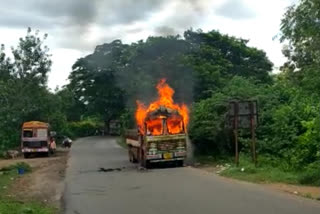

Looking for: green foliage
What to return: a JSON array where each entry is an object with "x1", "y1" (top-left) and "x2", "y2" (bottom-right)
[
  {"x1": 190, "y1": 73, "x2": 320, "y2": 181},
  {"x1": 68, "y1": 118, "x2": 103, "y2": 138},
  {"x1": 118, "y1": 109, "x2": 135, "y2": 135},
  {"x1": 0, "y1": 28, "x2": 54, "y2": 151},
  {"x1": 298, "y1": 161, "x2": 320, "y2": 185},
  {"x1": 185, "y1": 30, "x2": 273, "y2": 100},
  {"x1": 0, "y1": 200, "x2": 55, "y2": 214},
  {"x1": 0, "y1": 162, "x2": 32, "y2": 173},
  {"x1": 280, "y1": 0, "x2": 320, "y2": 93},
  {"x1": 189, "y1": 1, "x2": 320, "y2": 185},
  {"x1": 68, "y1": 41, "x2": 126, "y2": 128},
  {"x1": 189, "y1": 92, "x2": 229, "y2": 154},
  {"x1": 189, "y1": 76, "x2": 266, "y2": 155},
  {"x1": 221, "y1": 155, "x2": 300, "y2": 184},
  {"x1": 0, "y1": 28, "x2": 88, "y2": 151}
]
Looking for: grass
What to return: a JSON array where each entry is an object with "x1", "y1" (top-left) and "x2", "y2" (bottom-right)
[
  {"x1": 0, "y1": 163, "x2": 56, "y2": 214},
  {"x1": 195, "y1": 154, "x2": 232, "y2": 165},
  {"x1": 0, "y1": 200, "x2": 56, "y2": 214},
  {"x1": 0, "y1": 167, "x2": 18, "y2": 196},
  {"x1": 116, "y1": 136, "x2": 128, "y2": 149},
  {"x1": 196, "y1": 154, "x2": 305, "y2": 185},
  {"x1": 221, "y1": 164, "x2": 300, "y2": 184}
]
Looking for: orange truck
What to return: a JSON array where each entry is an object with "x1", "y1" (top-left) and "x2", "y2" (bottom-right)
[{"x1": 21, "y1": 121, "x2": 56, "y2": 158}]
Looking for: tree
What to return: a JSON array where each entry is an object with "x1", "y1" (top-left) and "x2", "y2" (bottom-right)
[
  {"x1": 0, "y1": 28, "x2": 53, "y2": 151},
  {"x1": 11, "y1": 27, "x2": 51, "y2": 86},
  {"x1": 281, "y1": 0, "x2": 320, "y2": 92},
  {"x1": 185, "y1": 30, "x2": 273, "y2": 100},
  {"x1": 189, "y1": 76, "x2": 267, "y2": 155},
  {"x1": 69, "y1": 42, "x2": 126, "y2": 132}
]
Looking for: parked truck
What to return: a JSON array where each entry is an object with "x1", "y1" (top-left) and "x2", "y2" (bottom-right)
[
  {"x1": 21, "y1": 121, "x2": 56, "y2": 158},
  {"x1": 126, "y1": 106, "x2": 187, "y2": 168}
]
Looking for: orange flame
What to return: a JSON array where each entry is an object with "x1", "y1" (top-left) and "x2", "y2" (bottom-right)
[{"x1": 135, "y1": 79, "x2": 189, "y2": 135}]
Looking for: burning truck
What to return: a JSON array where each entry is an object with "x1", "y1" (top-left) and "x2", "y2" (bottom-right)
[{"x1": 126, "y1": 79, "x2": 189, "y2": 168}]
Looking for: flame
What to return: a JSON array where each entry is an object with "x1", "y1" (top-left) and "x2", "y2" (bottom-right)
[{"x1": 135, "y1": 79, "x2": 189, "y2": 135}]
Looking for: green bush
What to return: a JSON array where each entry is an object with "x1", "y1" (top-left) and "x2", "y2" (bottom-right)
[
  {"x1": 189, "y1": 76, "x2": 267, "y2": 155},
  {"x1": 68, "y1": 118, "x2": 103, "y2": 138},
  {"x1": 298, "y1": 162, "x2": 320, "y2": 185},
  {"x1": 190, "y1": 75, "x2": 320, "y2": 175}
]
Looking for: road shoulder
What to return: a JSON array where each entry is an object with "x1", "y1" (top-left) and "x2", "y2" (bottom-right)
[
  {"x1": 0, "y1": 148, "x2": 69, "y2": 213},
  {"x1": 195, "y1": 165, "x2": 320, "y2": 201}
]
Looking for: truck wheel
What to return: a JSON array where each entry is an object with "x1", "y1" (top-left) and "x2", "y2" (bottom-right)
[
  {"x1": 141, "y1": 158, "x2": 151, "y2": 169},
  {"x1": 132, "y1": 148, "x2": 138, "y2": 163},
  {"x1": 132, "y1": 155, "x2": 138, "y2": 163},
  {"x1": 24, "y1": 153, "x2": 29, "y2": 159},
  {"x1": 145, "y1": 161, "x2": 151, "y2": 169},
  {"x1": 129, "y1": 150, "x2": 133, "y2": 163},
  {"x1": 176, "y1": 160, "x2": 184, "y2": 167}
]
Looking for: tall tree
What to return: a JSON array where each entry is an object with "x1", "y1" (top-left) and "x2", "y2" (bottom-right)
[
  {"x1": 69, "y1": 41, "x2": 126, "y2": 131},
  {"x1": 0, "y1": 28, "x2": 53, "y2": 150},
  {"x1": 281, "y1": 0, "x2": 320, "y2": 92},
  {"x1": 185, "y1": 30, "x2": 273, "y2": 100}
]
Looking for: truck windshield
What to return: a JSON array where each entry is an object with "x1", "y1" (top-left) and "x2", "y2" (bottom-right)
[
  {"x1": 146, "y1": 118, "x2": 163, "y2": 136},
  {"x1": 37, "y1": 129, "x2": 48, "y2": 138},
  {"x1": 23, "y1": 130, "x2": 33, "y2": 137},
  {"x1": 167, "y1": 117, "x2": 184, "y2": 134},
  {"x1": 146, "y1": 116, "x2": 184, "y2": 136}
]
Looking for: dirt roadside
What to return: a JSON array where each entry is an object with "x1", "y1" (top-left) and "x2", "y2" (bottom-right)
[
  {"x1": 197, "y1": 165, "x2": 320, "y2": 200},
  {"x1": 0, "y1": 148, "x2": 69, "y2": 209}
]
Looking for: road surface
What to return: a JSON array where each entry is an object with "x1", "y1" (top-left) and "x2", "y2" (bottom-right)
[{"x1": 63, "y1": 137, "x2": 320, "y2": 214}]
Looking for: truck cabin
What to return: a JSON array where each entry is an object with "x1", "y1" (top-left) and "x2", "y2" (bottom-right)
[
  {"x1": 143, "y1": 108, "x2": 185, "y2": 136},
  {"x1": 21, "y1": 121, "x2": 50, "y2": 148}
]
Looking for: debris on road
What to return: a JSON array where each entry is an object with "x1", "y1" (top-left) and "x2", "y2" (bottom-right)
[{"x1": 99, "y1": 167, "x2": 125, "y2": 172}]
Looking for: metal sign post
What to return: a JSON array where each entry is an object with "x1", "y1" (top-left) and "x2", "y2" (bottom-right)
[
  {"x1": 234, "y1": 102, "x2": 239, "y2": 167},
  {"x1": 250, "y1": 102, "x2": 257, "y2": 166},
  {"x1": 228, "y1": 100, "x2": 258, "y2": 166}
]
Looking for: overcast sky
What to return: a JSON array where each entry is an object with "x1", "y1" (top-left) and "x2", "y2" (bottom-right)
[{"x1": 0, "y1": 0, "x2": 297, "y2": 89}]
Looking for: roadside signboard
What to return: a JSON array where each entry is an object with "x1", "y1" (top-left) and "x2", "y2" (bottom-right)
[{"x1": 228, "y1": 100, "x2": 258, "y2": 166}]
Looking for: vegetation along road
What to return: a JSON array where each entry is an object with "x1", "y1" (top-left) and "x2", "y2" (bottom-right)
[
  {"x1": 63, "y1": 137, "x2": 320, "y2": 214},
  {"x1": 1, "y1": 1, "x2": 320, "y2": 213}
]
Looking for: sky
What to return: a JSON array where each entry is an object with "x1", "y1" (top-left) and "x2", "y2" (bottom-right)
[{"x1": 0, "y1": 0, "x2": 297, "y2": 89}]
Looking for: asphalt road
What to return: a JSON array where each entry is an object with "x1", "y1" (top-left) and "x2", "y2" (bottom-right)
[{"x1": 63, "y1": 136, "x2": 320, "y2": 214}]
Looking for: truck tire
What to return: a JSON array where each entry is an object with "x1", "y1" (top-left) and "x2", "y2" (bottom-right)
[
  {"x1": 129, "y1": 149, "x2": 133, "y2": 163},
  {"x1": 132, "y1": 156, "x2": 138, "y2": 163},
  {"x1": 140, "y1": 150, "x2": 150, "y2": 168},
  {"x1": 24, "y1": 153, "x2": 29, "y2": 159},
  {"x1": 141, "y1": 157, "x2": 151, "y2": 169},
  {"x1": 176, "y1": 160, "x2": 184, "y2": 167},
  {"x1": 132, "y1": 147, "x2": 138, "y2": 163}
]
